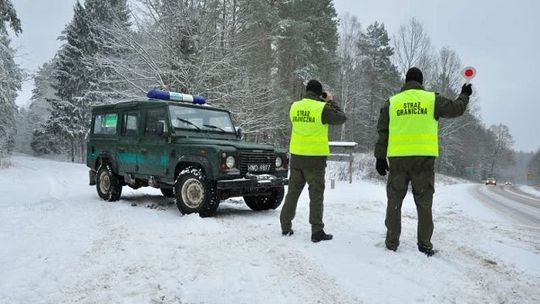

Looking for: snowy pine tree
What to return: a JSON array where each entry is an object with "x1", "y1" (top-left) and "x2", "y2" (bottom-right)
[
  {"x1": 43, "y1": 0, "x2": 133, "y2": 162},
  {"x1": 356, "y1": 22, "x2": 400, "y2": 151},
  {"x1": 27, "y1": 60, "x2": 59, "y2": 155},
  {"x1": 0, "y1": 0, "x2": 23, "y2": 161},
  {"x1": 273, "y1": 0, "x2": 339, "y2": 146},
  {"x1": 0, "y1": 0, "x2": 21, "y2": 35},
  {"x1": 229, "y1": 0, "x2": 282, "y2": 142},
  {"x1": 82, "y1": 0, "x2": 132, "y2": 102}
]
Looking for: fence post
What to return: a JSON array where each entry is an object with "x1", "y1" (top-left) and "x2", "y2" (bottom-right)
[{"x1": 349, "y1": 158, "x2": 353, "y2": 183}]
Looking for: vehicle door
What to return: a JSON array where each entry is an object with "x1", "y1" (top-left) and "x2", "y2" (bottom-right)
[
  {"x1": 117, "y1": 110, "x2": 140, "y2": 173},
  {"x1": 138, "y1": 107, "x2": 171, "y2": 177},
  {"x1": 89, "y1": 112, "x2": 119, "y2": 166}
]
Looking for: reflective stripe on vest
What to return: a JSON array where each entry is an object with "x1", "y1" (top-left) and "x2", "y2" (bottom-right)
[
  {"x1": 387, "y1": 89, "x2": 439, "y2": 157},
  {"x1": 289, "y1": 98, "x2": 329, "y2": 156}
]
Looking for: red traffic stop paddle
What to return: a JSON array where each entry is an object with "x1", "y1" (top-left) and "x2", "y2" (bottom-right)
[{"x1": 462, "y1": 66, "x2": 476, "y2": 83}]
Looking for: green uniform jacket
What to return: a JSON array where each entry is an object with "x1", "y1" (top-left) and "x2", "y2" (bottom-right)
[
  {"x1": 290, "y1": 91, "x2": 347, "y2": 169},
  {"x1": 374, "y1": 81, "x2": 469, "y2": 171}
]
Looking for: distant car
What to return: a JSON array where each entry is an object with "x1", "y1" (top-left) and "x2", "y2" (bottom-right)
[
  {"x1": 485, "y1": 178, "x2": 497, "y2": 186},
  {"x1": 504, "y1": 181, "x2": 512, "y2": 185}
]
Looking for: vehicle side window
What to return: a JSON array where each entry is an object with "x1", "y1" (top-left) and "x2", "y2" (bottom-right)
[
  {"x1": 121, "y1": 112, "x2": 138, "y2": 136},
  {"x1": 145, "y1": 108, "x2": 168, "y2": 136},
  {"x1": 93, "y1": 113, "x2": 118, "y2": 135}
]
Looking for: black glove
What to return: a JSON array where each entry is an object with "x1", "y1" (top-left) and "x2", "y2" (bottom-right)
[
  {"x1": 461, "y1": 83, "x2": 473, "y2": 97},
  {"x1": 376, "y1": 158, "x2": 389, "y2": 176}
]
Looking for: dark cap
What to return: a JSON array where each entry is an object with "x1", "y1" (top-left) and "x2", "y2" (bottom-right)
[
  {"x1": 405, "y1": 67, "x2": 423, "y2": 84},
  {"x1": 306, "y1": 79, "x2": 323, "y2": 96}
]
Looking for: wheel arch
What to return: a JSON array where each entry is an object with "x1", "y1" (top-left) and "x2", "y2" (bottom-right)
[
  {"x1": 175, "y1": 156, "x2": 214, "y2": 180},
  {"x1": 95, "y1": 152, "x2": 120, "y2": 174}
]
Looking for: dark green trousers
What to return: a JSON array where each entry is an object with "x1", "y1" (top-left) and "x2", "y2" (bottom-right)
[
  {"x1": 385, "y1": 169, "x2": 435, "y2": 249},
  {"x1": 280, "y1": 167, "x2": 325, "y2": 233}
]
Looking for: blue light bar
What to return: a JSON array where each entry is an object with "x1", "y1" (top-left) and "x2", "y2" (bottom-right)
[{"x1": 147, "y1": 89, "x2": 206, "y2": 104}]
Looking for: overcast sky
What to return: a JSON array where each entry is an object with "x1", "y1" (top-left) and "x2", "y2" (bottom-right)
[{"x1": 11, "y1": 0, "x2": 540, "y2": 152}]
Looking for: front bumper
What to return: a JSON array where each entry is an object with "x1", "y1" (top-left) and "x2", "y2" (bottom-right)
[{"x1": 217, "y1": 173, "x2": 288, "y2": 190}]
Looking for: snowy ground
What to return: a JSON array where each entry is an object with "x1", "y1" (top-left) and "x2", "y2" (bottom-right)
[
  {"x1": 0, "y1": 155, "x2": 539, "y2": 304},
  {"x1": 518, "y1": 185, "x2": 540, "y2": 197}
]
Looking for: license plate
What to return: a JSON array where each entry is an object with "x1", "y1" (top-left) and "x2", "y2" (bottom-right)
[{"x1": 248, "y1": 164, "x2": 270, "y2": 172}]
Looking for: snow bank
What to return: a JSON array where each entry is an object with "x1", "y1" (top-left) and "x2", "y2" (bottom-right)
[{"x1": 518, "y1": 185, "x2": 540, "y2": 198}]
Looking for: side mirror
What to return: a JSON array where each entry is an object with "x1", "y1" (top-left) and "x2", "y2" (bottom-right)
[{"x1": 235, "y1": 127, "x2": 243, "y2": 139}]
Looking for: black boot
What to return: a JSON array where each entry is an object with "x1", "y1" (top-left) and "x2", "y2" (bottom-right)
[
  {"x1": 282, "y1": 229, "x2": 294, "y2": 236},
  {"x1": 311, "y1": 230, "x2": 333, "y2": 242},
  {"x1": 418, "y1": 245, "x2": 435, "y2": 257},
  {"x1": 385, "y1": 239, "x2": 399, "y2": 252},
  {"x1": 386, "y1": 244, "x2": 398, "y2": 252}
]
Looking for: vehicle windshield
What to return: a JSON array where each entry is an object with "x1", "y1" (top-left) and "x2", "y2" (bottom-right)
[{"x1": 169, "y1": 105, "x2": 235, "y2": 133}]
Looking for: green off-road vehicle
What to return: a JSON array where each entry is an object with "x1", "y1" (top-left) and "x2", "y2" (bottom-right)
[{"x1": 87, "y1": 90, "x2": 288, "y2": 217}]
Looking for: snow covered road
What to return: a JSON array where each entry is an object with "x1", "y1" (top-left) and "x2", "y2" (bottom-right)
[
  {"x1": 470, "y1": 184, "x2": 540, "y2": 226},
  {"x1": 0, "y1": 155, "x2": 539, "y2": 303}
]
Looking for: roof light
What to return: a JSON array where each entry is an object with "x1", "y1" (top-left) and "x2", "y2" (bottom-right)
[{"x1": 147, "y1": 89, "x2": 206, "y2": 104}]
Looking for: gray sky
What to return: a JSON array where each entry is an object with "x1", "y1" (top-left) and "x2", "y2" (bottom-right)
[
  {"x1": 12, "y1": 0, "x2": 77, "y2": 108},
  {"x1": 11, "y1": 0, "x2": 540, "y2": 152}
]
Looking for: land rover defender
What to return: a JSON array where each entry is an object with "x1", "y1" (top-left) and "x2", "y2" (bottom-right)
[{"x1": 87, "y1": 90, "x2": 288, "y2": 217}]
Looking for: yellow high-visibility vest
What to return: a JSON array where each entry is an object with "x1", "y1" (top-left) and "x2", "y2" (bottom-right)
[
  {"x1": 289, "y1": 98, "x2": 329, "y2": 156},
  {"x1": 387, "y1": 89, "x2": 439, "y2": 157}
]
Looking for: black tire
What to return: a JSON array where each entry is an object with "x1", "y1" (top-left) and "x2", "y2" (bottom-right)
[
  {"x1": 96, "y1": 164, "x2": 122, "y2": 201},
  {"x1": 244, "y1": 187, "x2": 285, "y2": 211},
  {"x1": 174, "y1": 167, "x2": 219, "y2": 217},
  {"x1": 160, "y1": 188, "x2": 174, "y2": 197}
]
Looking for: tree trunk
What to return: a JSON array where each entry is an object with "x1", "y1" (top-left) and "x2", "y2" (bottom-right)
[{"x1": 70, "y1": 139, "x2": 75, "y2": 163}]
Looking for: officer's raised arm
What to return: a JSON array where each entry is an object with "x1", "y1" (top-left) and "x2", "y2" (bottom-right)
[
  {"x1": 321, "y1": 91, "x2": 346, "y2": 125},
  {"x1": 434, "y1": 83, "x2": 472, "y2": 119}
]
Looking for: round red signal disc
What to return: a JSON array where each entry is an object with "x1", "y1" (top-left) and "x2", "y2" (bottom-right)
[{"x1": 462, "y1": 66, "x2": 476, "y2": 81}]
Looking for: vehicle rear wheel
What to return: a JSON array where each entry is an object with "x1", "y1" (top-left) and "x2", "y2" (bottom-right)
[
  {"x1": 96, "y1": 164, "x2": 122, "y2": 201},
  {"x1": 160, "y1": 188, "x2": 174, "y2": 198},
  {"x1": 174, "y1": 167, "x2": 219, "y2": 217},
  {"x1": 244, "y1": 187, "x2": 284, "y2": 211}
]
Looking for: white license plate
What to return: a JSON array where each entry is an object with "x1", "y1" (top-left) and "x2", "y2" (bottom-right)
[{"x1": 248, "y1": 164, "x2": 271, "y2": 172}]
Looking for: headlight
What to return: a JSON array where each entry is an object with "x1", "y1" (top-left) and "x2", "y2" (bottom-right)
[
  {"x1": 275, "y1": 156, "x2": 283, "y2": 168},
  {"x1": 225, "y1": 156, "x2": 235, "y2": 169}
]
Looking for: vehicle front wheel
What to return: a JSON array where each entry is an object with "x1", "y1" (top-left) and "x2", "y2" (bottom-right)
[
  {"x1": 96, "y1": 164, "x2": 122, "y2": 201},
  {"x1": 244, "y1": 187, "x2": 285, "y2": 211},
  {"x1": 174, "y1": 167, "x2": 219, "y2": 217}
]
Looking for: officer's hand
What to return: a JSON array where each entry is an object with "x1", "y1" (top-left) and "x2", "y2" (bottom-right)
[
  {"x1": 376, "y1": 158, "x2": 389, "y2": 176},
  {"x1": 461, "y1": 84, "x2": 473, "y2": 97}
]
